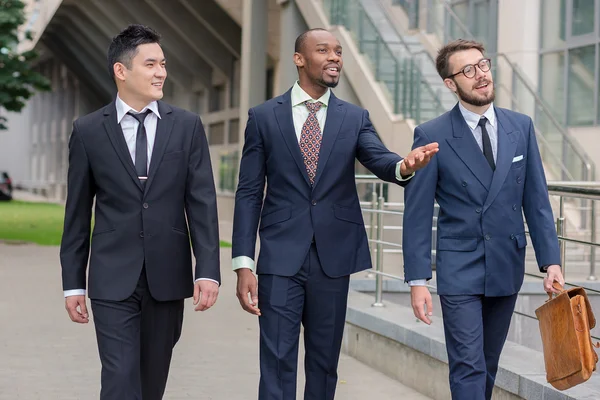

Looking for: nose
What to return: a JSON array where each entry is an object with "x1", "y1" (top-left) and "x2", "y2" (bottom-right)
[
  {"x1": 328, "y1": 50, "x2": 340, "y2": 62},
  {"x1": 155, "y1": 65, "x2": 167, "y2": 78}
]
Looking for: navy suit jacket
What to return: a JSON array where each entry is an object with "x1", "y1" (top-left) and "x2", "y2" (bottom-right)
[
  {"x1": 232, "y1": 89, "x2": 406, "y2": 278},
  {"x1": 403, "y1": 104, "x2": 560, "y2": 296}
]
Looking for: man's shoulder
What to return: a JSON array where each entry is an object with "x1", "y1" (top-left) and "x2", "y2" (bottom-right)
[
  {"x1": 416, "y1": 109, "x2": 454, "y2": 136},
  {"x1": 494, "y1": 106, "x2": 532, "y2": 126},
  {"x1": 251, "y1": 94, "x2": 287, "y2": 115},
  {"x1": 73, "y1": 105, "x2": 110, "y2": 129}
]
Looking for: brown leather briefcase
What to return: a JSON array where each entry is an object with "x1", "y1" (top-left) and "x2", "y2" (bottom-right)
[{"x1": 535, "y1": 283, "x2": 600, "y2": 390}]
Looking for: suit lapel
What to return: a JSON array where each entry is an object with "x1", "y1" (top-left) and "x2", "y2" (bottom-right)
[
  {"x1": 446, "y1": 105, "x2": 493, "y2": 190},
  {"x1": 274, "y1": 90, "x2": 312, "y2": 187},
  {"x1": 483, "y1": 109, "x2": 519, "y2": 212},
  {"x1": 145, "y1": 101, "x2": 174, "y2": 194},
  {"x1": 103, "y1": 102, "x2": 144, "y2": 191},
  {"x1": 312, "y1": 93, "x2": 345, "y2": 189}
]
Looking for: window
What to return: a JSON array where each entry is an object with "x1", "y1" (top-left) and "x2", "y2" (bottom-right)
[
  {"x1": 229, "y1": 119, "x2": 240, "y2": 144},
  {"x1": 542, "y1": 0, "x2": 566, "y2": 49},
  {"x1": 568, "y1": 45, "x2": 596, "y2": 125},
  {"x1": 571, "y1": 0, "x2": 595, "y2": 36},
  {"x1": 209, "y1": 85, "x2": 226, "y2": 112},
  {"x1": 540, "y1": 52, "x2": 566, "y2": 124},
  {"x1": 219, "y1": 151, "x2": 239, "y2": 192},
  {"x1": 208, "y1": 122, "x2": 225, "y2": 145}
]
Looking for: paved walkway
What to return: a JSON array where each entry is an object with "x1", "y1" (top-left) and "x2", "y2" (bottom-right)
[{"x1": 0, "y1": 243, "x2": 430, "y2": 399}]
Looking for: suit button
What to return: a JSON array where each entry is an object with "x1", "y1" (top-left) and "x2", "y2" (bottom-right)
[
  {"x1": 512, "y1": 204, "x2": 517, "y2": 211},
  {"x1": 311, "y1": 200, "x2": 317, "y2": 206},
  {"x1": 484, "y1": 234, "x2": 491, "y2": 241},
  {"x1": 517, "y1": 178, "x2": 522, "y2": 184},
  {"x1": 140, "y1": 231, "x2": 144, "y2": 238},
  {"x1": 462, "y1": 181, "x2": 467, "y2": 187},
  {"x1": 476, "y1": 208, "x2": 482, "y2": 213},
  {"x1": 143, "y1": 203, "x2": 149, "y2": 209},
  {"x1": 510, "y1": 234, "x2": 515, "y2": 240}
]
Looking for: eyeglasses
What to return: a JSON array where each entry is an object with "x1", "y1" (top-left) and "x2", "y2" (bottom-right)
[{"x1": 446, "y1": 58, "x2": 492, "y2": 79}]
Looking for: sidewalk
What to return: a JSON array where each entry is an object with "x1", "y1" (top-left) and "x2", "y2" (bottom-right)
[{"x1": 0, "y1": 243, "x2": 430, "y2": 399}]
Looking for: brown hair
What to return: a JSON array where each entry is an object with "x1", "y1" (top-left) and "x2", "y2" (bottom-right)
[{"x1": 436, "y1": 39, "x2": 485, "y2": 79}]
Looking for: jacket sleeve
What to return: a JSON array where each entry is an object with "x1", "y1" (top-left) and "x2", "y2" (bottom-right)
[
  {"x1": 186, "y1": 115, "x2": 221, "y2": 283},
  {"x1": 60, "y1": 122, "x2": 95, "y2": 291},
  {"x1": 232, "y1": 108, "x2": 266, "y2": 261},
  {"x1": 402, "y1": 126, "x2": 438, "y2": 281}
]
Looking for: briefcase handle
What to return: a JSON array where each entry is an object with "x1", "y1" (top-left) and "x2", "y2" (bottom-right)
[{"x1": 547, "y1": 282, "x2": 566, "y2": 301}]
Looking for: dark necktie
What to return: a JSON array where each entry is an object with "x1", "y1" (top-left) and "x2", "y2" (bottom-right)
[
  {"x1": 128, "y1": 110, "x2": 152, "y2": 185},
  {"x1": 478, "y1": 116, "x2": 495, "y2": 171}
]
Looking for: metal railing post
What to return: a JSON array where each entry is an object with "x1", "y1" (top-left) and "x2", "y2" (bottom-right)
[
  {"x1": 589, "y1": 199, "x2": 597, "y2": 280},
  {"x1": 372, "y1": 195, "x2": 385, "y2": 307},
  {"x1": 557, "y1": 196, "x2": 566, "y2": 280},
  {"x1": 366, "y1": 190, "x2": 377, "y2": 278}
]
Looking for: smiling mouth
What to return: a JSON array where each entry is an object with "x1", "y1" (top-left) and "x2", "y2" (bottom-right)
[
  {"x1": 474, "y1": 82, "x2": 489, "y2": 90},
  {"x1": 324, "y1": 66, "x2": 340, "y2": 77},
  {"x1": 152, "y1": 82, "x2": 163, "y2": 88}
]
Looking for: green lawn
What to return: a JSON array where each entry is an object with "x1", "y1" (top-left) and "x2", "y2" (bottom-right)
[{"x1": 0, "y1": 200, "x2": 232, "y2": 247}]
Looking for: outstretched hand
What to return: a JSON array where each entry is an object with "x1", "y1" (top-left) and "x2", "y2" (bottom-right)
[{"x1": 401, "y1": 142, "x2": 440, "y2": 177}]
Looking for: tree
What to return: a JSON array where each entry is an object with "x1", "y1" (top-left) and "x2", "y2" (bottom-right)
[{"x1": 0, "y1": 0, "x2": 51, "y2": 130}]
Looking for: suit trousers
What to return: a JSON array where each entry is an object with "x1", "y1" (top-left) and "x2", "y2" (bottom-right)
[
  {"x1": 258, "y1": 243, "x2": 350, "y2": 400},
  {"x1": 440, "y1": 293, "x2": 518, "y2": 400},
  {"x1": 91, "y1": 267, "x2": 184, "y2": 400}
]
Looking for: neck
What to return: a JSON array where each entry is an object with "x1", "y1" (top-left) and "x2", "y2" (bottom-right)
[
  {"x1": 459, "y1": 99, "x2": 492, "y2": 116},
  {"x1": 298, "y1": 77, "x2": 328, "y2": 100},
  {"x1": 118, "y1": 91, "x2": 152, "y2": 112}
]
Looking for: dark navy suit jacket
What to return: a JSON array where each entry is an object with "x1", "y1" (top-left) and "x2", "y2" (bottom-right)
[
  {"x1": 403, "y1": 104, "x2": 560, "y2": 296},
  {"x1": 232, "y1": 89, "x2": 407, "y2": 278}
]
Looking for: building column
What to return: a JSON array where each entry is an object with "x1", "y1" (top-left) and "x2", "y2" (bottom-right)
[
  {"x1": 277, "y1": 0, "x2": 308, "y2": 94},
  {"x1": 239, "y1": 0, "x2": 268, "y2": 130}
]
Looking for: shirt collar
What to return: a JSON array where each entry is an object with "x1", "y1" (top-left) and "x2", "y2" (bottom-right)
[
  {"x1": 458, "y1": 102, "x2": 496, "y2": 130},
  {"x1": 291, "y1": 81, "x2": 330, "y2": 108},
  {"x1": 116, "y1": 94, "x2": 161, "y2": 124}
]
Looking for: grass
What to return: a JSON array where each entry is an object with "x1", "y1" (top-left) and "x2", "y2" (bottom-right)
[{"x1": 0, "y1": 200, "x2": 232, "y2": 247}]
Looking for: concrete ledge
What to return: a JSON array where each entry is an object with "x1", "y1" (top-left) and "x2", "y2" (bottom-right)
[{"x1": 342, "y1": 289, "x2": 600, "y2": 399}]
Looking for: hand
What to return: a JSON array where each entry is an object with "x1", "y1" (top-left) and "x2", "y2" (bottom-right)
[
  {"x1": 401, "y1": 142, "x2": 440, "y2": 176},
  {"x1": 411, "y1": 286, "x2": 433, "y2": 325},
  {"x1": 65, "y1": 295, "x2": 89, "y2": 324},
  {"x1": 235, "y1": 268, "x2": 261, "y2": 316},
  {"x1": 544, "y1": 265, "x2": 565, "y2": 294},
  {"x1": 193, "y1": 280, "x2": 219, "y2": 311}
]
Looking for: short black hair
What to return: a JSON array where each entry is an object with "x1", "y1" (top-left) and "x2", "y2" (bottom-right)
[
  {"x1": 294, "y1": 28, "x2": 329, "y2": 54},
  {"x1": 107, "y1": 24, "x2": 161, "y2": 79}
]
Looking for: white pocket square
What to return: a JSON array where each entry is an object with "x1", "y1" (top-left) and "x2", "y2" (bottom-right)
[{"x1": 512, "y1": 155, "x2": 524, "y2": 163}]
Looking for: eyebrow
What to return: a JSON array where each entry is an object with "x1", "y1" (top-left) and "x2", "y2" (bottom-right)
[
  {"x1": 144, "y1": 58, "x2": 166, "y2": 63},
  {"x1": 459, "y1": 58, "x2": 486, "y2": 70},
  {"x1": 316, "y1": 42, "x2": 342, "y2": 49}
]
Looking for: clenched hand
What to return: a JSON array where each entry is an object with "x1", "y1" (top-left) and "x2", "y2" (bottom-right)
[
  {"x1": 411, "y1": 286, "x2": 433, "y2": 325},
  {"x1": 194, "y1": 280, "x2": 219, "y2": 311},
  {"x1": 65, "y1": 295, "x2": 89, "y2": 324},
  {"x1": 400, "y1": 142, "x2": 440, "y2": 177}
]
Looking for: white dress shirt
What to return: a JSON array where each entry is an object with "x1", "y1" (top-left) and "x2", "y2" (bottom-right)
[
  {"x1": 408, "y1": 103, "x2": 498, "y2": 287},
  {"x1": 64, "y1": 95, "x2": 217, "y2": 298},
  {"x1": 232, "y1": 81, "x2": 412, "y2": 271}
]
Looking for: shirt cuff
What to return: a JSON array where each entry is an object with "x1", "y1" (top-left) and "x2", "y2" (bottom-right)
[
  {"x1": 64, "y1": 289, "x2": 86, "y2": 297},
  {"x1": 408, "y1": 279, "x2": 427, "y2": 286},
  {"x1": 232, "y1": 256, "x2": 255, "y2": 271},
  {"x1": 396, "y1": 160, "x2": 414, "y2": 181},
  {"x1": 194, "y1": 278, "x2": 219, "y2": 285}
]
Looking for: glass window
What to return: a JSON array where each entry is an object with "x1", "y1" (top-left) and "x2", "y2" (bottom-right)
[
  {"x1": 229, "y1": 119, "x2": 239, "y2": 144},
  {"x1": 571, "y1": 0, "x2": 595, "y2": 36},
  {"x1": 449, "y1": 2, "x2": 469, "y2": 39},
  {"x1": 209, "y1": 85, "x2": 226, "y2": 112},
  {"x1": 541, "y1": 0, "x2": 566, "y2": 49},
  {"x1": 568, "y1": 45, "x2": 595, "y2": 125},
  {"x1": 208, "y1": 122, "x2": 225, "y2": 145},
  {"x1": 540, "y1": 51, "x2": 566, "y2": 124},
  {"x1": 473, "y1": 1, "x2": 490, "y2": 46},
  {"x1": 219, "y1": 151, "x2": 239, "y2": 192}
]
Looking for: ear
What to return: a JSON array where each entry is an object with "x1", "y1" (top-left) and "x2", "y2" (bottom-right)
[
  {"x1": 113, "y1": 62, "x2": 127, "y2": 82},
  {"x1": 293, "y1": 52, "x2": 304, "y2": 69},
  {"x1": 444, "y1": 78, "x2": 457, "y2": 93}
]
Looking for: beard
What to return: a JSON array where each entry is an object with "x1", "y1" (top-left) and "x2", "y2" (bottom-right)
[
  {"x1": 455, "y1": 80, "x2": 495, "y2": 107},
  {"x1": 317, "y1": 76, "x2": 339, "y2": 88}
]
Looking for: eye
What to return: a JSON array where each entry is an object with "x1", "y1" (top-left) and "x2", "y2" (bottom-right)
[
  {"x1": 463, "y1": 65, "x2": 473, "y2": 74},
  {"x1": 318, "y1": 48, "x2": 327, "y2": 53},
  {"x1": 336, "y1": 50, "x2": 342, "y2": 56}
]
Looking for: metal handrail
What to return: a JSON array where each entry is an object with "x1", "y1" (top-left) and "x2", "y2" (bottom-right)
[{"x1": 354, "y1": 175, "x2": 600, "y2": 309}]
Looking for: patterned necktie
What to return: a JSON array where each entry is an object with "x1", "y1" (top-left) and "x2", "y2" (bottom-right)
[{"x1": 299, "y1": 101, "x2": 323, "y2": 185}]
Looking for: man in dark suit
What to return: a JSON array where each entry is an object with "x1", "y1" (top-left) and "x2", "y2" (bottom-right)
[
  {"x1": 60, "y1": 25, "x2": 220, "y2": 400},
  {"x1": 232, "y1": 28, "x2": 439, "y2": 399},
  {"x1": 402, "y1": 39, "x2": 565, "y2": 400}
]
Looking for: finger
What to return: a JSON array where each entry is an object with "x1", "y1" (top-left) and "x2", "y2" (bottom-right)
[
  {"x1": 193, "y1": 284, "x2": 200, "y2": 305},
  {"x1": 417, "y1": 304, "x2": 431, "y2": 325},
  {"x1": 425, "y1": 295, "x2": 433, "y2": 317},
  {"x1": 67, "y1": 305, "x2": 87, "y2": 323},
  {"x1": 79, "y1": 300, "x2": 89, "y2": 319},
  {"x1": 198, "y1": 291, "x2": 210, "y2": 311}
]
